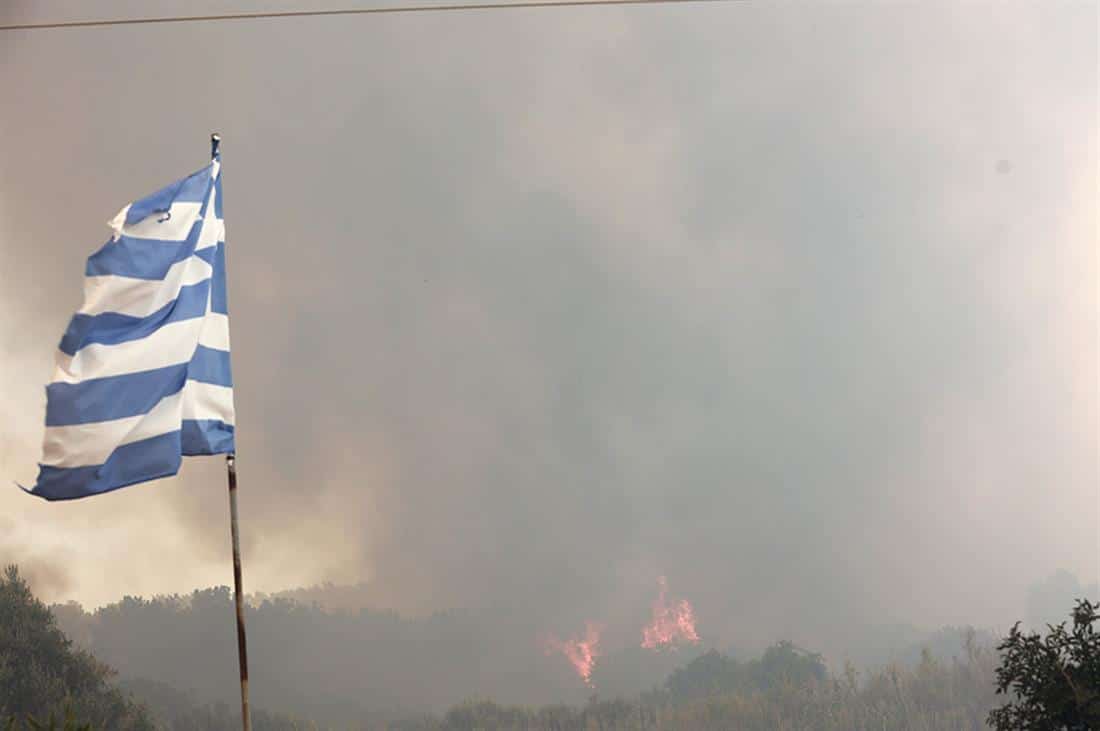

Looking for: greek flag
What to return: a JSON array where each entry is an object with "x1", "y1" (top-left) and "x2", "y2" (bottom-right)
[{"x1": 27, "y1": 159, "x2": 235, "y2": 501}]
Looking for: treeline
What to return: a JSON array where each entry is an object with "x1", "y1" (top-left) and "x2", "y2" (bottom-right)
[
  {"x1": 398, "y1": 601, "x2": 1100, "y2": 730},
  {"x1": 415, "y1": 641, "x2": 999, "y2": 731},
  {"x1": 48, "y1": 588, "x2": 1004, "y2": 726},
  {"x1": 19, "y1": 563, "x2": 1002, "y2": 730},
  {"x1": 51, "y1": 589, "x2": 595, "y2": 723},
  {"x1": 7, "y1": 562, "x2": 1099, "y2": 729}
]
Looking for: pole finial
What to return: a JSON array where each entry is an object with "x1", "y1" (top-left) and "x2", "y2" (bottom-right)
[{"x1": 211, "y1": 132, "x2": 221, "y2": 161}]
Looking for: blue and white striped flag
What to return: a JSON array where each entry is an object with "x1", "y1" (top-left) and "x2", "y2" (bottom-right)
[{"x1": 27, "y1": 158, "x2": 235, "y2": 501}]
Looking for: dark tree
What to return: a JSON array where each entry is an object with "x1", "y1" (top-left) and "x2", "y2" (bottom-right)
[
  {"x1": 0, "y1": 566, "x2": 153, "y2": 730},
  {"x1": 749, "y1": 640, "x2": 827, "y2": 690},
  {"x1": 663, "y1": 642, "x2": 826, "y2": 703},
  {"x1": 988, "y1": 598, "x2": 1100, "y2": 730},
  {"x1": 664, "y1": 650, "x2": 744, "y2": 700}
]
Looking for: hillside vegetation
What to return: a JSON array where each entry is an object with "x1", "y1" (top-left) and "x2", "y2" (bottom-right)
[
  {"x1": 0, "y1": 566, "x2": 152, "y2": 729},
  {"x1": 11, "y1": 564, "x2": 1099, "y2": 729}
]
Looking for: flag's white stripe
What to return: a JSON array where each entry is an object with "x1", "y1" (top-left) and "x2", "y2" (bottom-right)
[
  {"x1": 198, "y1": 312, "x2": 231, "y2": 351},
  {"x1": 182, "y1": 380, "x2": 235, "y2": 424},
  {"x1": 80, "y1": 256, "x2": 213, "y2": 318},
  {"x1": 41, "y1": 389, "x2": 184, "y2": 468},
  {"x1": 115, "y1": 202, "x2": 204, "y2": 241},
  {"x1": 40, "y1": 379, "x2": 234, "y2": 469},
  {"x1": 196, "y1": 169, "x2": 222, "y2": 249},
  {"x1": 52, "y1": 317, "x2": 206, "y2": 384},
  {"x1": 197, "y1": 216, "x2": 224, "y2": 251},
  {"x1": 51, "y1": 309, "x2": 229, "y2": 385}
]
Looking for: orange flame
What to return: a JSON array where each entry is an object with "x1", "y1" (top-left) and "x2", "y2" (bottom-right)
[
  {"x1": 543, "y1": 621, "x2": 602, "y2": 686},
  {"x1": 641, "y1": 576, "x2": 700, "y2": 649}
]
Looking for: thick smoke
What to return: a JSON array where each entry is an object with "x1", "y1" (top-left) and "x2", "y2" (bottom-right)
[{"x1": 0, "y1": 1, "x2": 1095, "y2": 664}]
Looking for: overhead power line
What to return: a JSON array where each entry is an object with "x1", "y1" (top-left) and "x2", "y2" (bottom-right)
[{"x1": 0, "y1": 0, "x2": 745, "y2": 32}]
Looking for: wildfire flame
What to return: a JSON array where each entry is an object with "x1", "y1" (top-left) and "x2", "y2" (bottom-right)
[
  {"x1": 543, "y1": 621, "x2": 602, "y2": 686},
  {"x1": 641, "y1": 576, "x2": 700, "y2": 649}
]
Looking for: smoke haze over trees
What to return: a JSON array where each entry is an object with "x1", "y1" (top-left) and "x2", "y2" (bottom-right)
[
  {"x1": 8, "y1": 562, "x2": 1100, "y2": 729},
  {"x1": 46, "y1": 577, "x2": 1012, "y2": 727},
  {"x1": 6, "y1": 565, "x2": 1016, "y2": 730},
  {"x1": 2, "y1": 3, "x2": 1095, "y2": 658}
]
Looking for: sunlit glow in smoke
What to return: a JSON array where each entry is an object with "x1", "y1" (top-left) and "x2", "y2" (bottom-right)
[
  {"x1": 543, "y1": 621, "x2": 602, "y2": 686},
  {"x1": 641, "y1": 576, "x2": 700, "y2": 649}
]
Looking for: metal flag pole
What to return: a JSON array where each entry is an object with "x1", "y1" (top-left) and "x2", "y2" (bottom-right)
[
  {"x1": 213, "y1": 132, "x2": 252, "y2": 731},
  {"x1": 227, "y1": 453, "x2": 251, "y2": 731}
]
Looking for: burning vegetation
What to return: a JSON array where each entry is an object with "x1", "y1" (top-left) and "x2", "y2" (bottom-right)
[
  {"x1": 641, "y1": 576, "x2": 700, "y2": 650},
  {"x1": 543, "y1": 577, "x2": 701, "y2": 687},
  {"x1": 542, "y1": 621, "x2": 602, "y2": 686}
]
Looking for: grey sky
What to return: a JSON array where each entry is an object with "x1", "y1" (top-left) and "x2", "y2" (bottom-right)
[{"x1": 0, "y1": 0, "x2": 1096, "y2": 659}]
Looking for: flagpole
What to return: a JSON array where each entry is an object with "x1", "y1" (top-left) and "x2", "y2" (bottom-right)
[
  {"x1": 227, "y1": 453, "x2": 251, "y2": 731},
  {"x1": 213, "y1": 131, "x2": 251, "y2": 731}
]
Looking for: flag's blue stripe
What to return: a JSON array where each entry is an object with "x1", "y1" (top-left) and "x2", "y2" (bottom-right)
[
  {"x1": 30, "y1": 420, "x2": 235, "y2": 501},
  {"x1": 45, "y1": 347, "x2": 232, "y2": 427},
  {"x1": 181, "y1": 419, "x2": 235, "y2": 456},
  {"x1": 31, "y1": 431, "x2": 183, "y2": 501},
  {"x1": 58, "y1": 280, "x2": 210, "y2": 356},
  {"x1": 195, "y1": 245, "x2": 217, "y2": 266},
  {"x1": 189, "y1": 346, "x2": 233, "y2": 386},
  {"x1": 84, "y1": 227, "x2": 217, "y2": 280},
  {"x1": 125, "y1": 165, "x2": 213, "y2": 225},
  {"x1": 85, "y1": 234, "x2": 198, "y2": 279},
  {"x1": 214, "y1": 175, "x2": 223, "y2": 220},
  {"x1": 211, "y1": 242, "x2": 229, "y2": 315},
  {"x1": 46, "y1": 365, "x2": 188, "y2": 426}
]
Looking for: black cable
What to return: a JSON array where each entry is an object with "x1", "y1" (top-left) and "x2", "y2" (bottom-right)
[{"x1": 0, "y1": 0, "x2": 746, "y2": 32}]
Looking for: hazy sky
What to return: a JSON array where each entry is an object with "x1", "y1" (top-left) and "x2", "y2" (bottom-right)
[{"x1": 1, "y1": 0, "x2": 1096, "y2": 657}]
